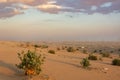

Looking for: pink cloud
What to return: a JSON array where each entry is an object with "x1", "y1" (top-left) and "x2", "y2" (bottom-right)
[
  {"x1": 0, "y1": 7, "x2": 22, "y2": 18},
  {"x1": 0, "y1": 0, "x2": 120, "y2": 18}
]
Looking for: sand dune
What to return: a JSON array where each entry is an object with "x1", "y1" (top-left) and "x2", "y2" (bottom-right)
[{"x1": 0, "y1": 41, "x2": 120, "y2": 80}]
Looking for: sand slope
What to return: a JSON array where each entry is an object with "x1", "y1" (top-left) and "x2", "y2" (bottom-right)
[{"x1": 0, "y1": 41, "x2": 120, "y2": 80}]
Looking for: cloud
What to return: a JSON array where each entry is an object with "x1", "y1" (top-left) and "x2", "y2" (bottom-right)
[
  {"x1": 91, "y1": 6, "x2": 98, "y2": 11},
  {"x1": 0, "y1": 7, "x2": 22, "y2": 18},
  {"x1": 100, "y1": 2, "x2": 112, "y2": 8},
  {"x1": 0, "y1": 0, "x2": 120, "y2": 18}
]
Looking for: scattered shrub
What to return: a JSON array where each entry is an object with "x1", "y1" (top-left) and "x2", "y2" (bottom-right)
[
  {"x1": 48, "y1": 50, "x2": 55, "y2": 54},
  {"x1": 67, "y1": 47, "x2": 75, "y2": 52},
  {"x1": 16, "y1": 50, "x2": 45, "y2": 76},
  {"x1": 119, "y1": 54, "x2": 120, "y2": 58},
  {"x1": 88, "y1": 54, "x2": 97, "y2": 60},
  {"x1": 62, "y1": 46, "x2": 65, "y2": 50},
  {"x1": 76, "y1": 48, "x2": 79, "y2": 51},
  {"x1": 99, "y1": 57, "x2": 103, "y2": 61},
  {"x1": 110, "y1": 51, "x2": 114, "y2": 53},
  {"x1": 99, "y1": 50, "x2": 103, "y2": 54},
  {"x1": 102, "y1": 53, "x2": 110, "y2": 57},
  {"x1": 112, "y1": 59, "x2": 120, "y2": 66},
  {"x1": 41, "y1": 45, "x2": 48, "y2": 48},
  {"x1": 118, "y1": 49, "x2": 120, "y2": 52},
  {"x1": 34, "y1": 44, "x2": 41, "y2": 48},
  {"x1": 93, "y1": 50, "x2": 97, "y2": 53},
  {"x1": 82, "y1": 49, "x2": 87, "y2": 54},
  {"x1": 57, "y1": 47, "x2": 60, "y2": 51},
  {"x1": 80, "y1": 58, "x2": 90, "y2": 68},
  {"x1": 64, "y1": 46, "x2": 67, "y2": 48}
]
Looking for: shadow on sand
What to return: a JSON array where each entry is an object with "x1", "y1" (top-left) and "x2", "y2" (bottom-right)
[
  {"x1": 0, "y1": 60, "x2": 25, "y2": 80},
  {"x1": 47, "y1": 58, "x2": 80, "y2": 68}
]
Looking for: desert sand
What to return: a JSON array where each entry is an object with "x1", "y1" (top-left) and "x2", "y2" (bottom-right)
[{"x1": 0, "y1": 41, "x2": 120, "y2": 80}]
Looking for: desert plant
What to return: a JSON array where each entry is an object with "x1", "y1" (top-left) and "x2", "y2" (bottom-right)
[
  {"x1": 76, "y1": 48, "x2": 79, "y2": 51},
  {"x1": 67, "y1": 47, "x2": 75, "y2": 52},
  {"x1": 64, "y1": 46, "x2": 67, "y2": 48},
  {"x1": 99, "y1": 57, "x2": 103, "y2": 61},
  {"x1": 102, "y1": 53, "x2": 110, "y2": 57},
  {"x1": 80, "y1": 58, "x2": 90, "y2": 68},
  {"x1": 41, "y1": 45, "x2": 48, "y2": 49},
  {"x1": 118, "y1": 49, "x2": 120, "y2": 52},
  {"x1": 119, "y1": 54, "x2": 120, "y2": 58},
  {"x1": 82, "y1": 49, "x2": 87, "y2": 54},
  {"x1": 110, "y1": 51, "x2": 114, "y2": 53},
  {"x1": 34, "y1": 44, "x2": 41, "y2": 48},
  {"x1": 88, "y1": 54, "x2": 97, "y2": 60},
  {"x1": 57, "y1": 47, "x2": 60, "y2": 51},
  {"x1": 62, "y1": 46, "x2": 65, "y2": 50},
  {"x1": 16, "y1": 50, "x2": 45, "y2": 77},
  {"x1": 93, "y1": 50, "x2": 97, "y2": 53},
  {"x1": 48, "y1": 50, "x2": 55, "y2": 54},
  {"x1": 112, "y1": 58, "x2": 120, "y2": 66}
]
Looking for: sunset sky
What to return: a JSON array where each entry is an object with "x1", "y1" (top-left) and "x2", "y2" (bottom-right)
[{"x1": 0, "y1": 0, "x2": 120, "y2": 41}]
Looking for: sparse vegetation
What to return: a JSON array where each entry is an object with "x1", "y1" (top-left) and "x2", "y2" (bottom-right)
[
  {"x1": 93, "y1": 50, "x2": 97, "y2": 53},
  {"x1": 48, "y1": 50, "x2": 55, "y2": 54},
  {"x1": 110, "y1": 51, "x2": 114, "y2": 53},
  {"x1": 99, "y1": 57, "x2": 103, "y2": 61},
  {"x1": 67, "y1": 47, "x2": 75, "y2": 52},
  {"x1": 88, "y1": 54, "x2": 97, "y2": 60},
  {"x1": 57, "y1": 47, "x2": 60, "y2": 51},
  {"x1": 102, "y1": 53, "x2": 110, "y2": 57},
  {"x1": 34, "y1": 44, "x2": 41, "y2": 48},
  {"x1": 80, "y1": 58, "x2": 90, "y2": 69},
  {"x1": 112, "y1": 58, "x2": 120, "y2": 66},
  {"x1": 82, "y1": 49, "x2": 87, "y2": 54},
  {"x1": 99, "y1": 50, "x2": 103, "y2": 54},
  {"x1": 119, "y1": 54, "x2": 120, "y2": 58},
  {"x1": 62, "y1": 46, "x2": 65, "y2": 50},
  {"x1": 41, "y1": 45, "x2": 48, "y2": 49},
  {"x1": 16, "y1": 50, "x2": 45, "y2": 77}
]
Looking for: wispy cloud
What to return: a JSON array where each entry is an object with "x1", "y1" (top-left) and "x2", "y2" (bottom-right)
[{"x1": 0, "y1": 0, "x2": 120, "y2": 18}]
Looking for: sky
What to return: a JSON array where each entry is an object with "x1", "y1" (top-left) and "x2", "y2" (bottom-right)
[{"x1": 0, "y1": 0, "x2": 120, "y2": 41}]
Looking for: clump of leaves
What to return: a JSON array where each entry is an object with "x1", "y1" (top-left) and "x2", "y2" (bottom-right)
[
  {"x1": 80, "y1": 58, "x2": 90, "y2": 69},
  {"x1": 112, "y1": 58, "x2": 120, "y2": 66},
  {"x1": 88, "y1": 54, "x2": 97, "y2": 60},
  {"x1": 48, "y1": 50, "x2": 55, "y2": 54},
  {"x1": 16, "y1": 50, "x2": 45, "y2": 76},
  {"x1": 67, "y1": 47, "x2": 75, "y2": 52}
]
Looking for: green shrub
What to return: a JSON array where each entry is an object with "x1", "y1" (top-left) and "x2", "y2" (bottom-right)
[
  {"x1": 48, "y1": 50, "x2": 55, "y2": 54},
  {"x1": 102, "y1": 53, "x2": 110, "y2": 57},
  {"x1": 80, "y1": 58, "x2": 90, "y2": 68},
  {"x1": 112, "y1": 59, "x2": 120, "y2": 66},
  {"x1": 16, "y1": 50, "x2": 45, "y2": 76},
  {"x1": 88, "y1": 54, "x2": 97, "y2": 60},
  {"x1": 67, "y1": 47, "x2": 75, "y2": 52}
]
